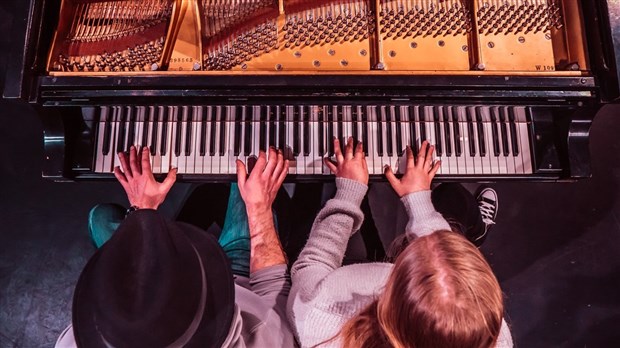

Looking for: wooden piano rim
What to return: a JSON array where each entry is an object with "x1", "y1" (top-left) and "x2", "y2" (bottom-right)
[{"x1": 47, "y1": 70, "x2": 587, "y2": 77}]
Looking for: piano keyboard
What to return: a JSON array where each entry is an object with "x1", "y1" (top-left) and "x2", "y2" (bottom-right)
[{"x1": 93, "y1": 104, "x2": 533, "y2": 176}]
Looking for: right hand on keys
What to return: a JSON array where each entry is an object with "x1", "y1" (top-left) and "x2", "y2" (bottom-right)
[
  {"x1": 325, "y1": 137, "x2": 369, "y2": 185},
  {"x1": 385, "y1": 140, "x2": 441, "y2": 197}
]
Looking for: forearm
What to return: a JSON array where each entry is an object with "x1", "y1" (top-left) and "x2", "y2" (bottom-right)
[
  {"x1": 291, "y1": 178, "x2": 367, "y2": 281},
  {"x1": 247, "y1": 207, "x2": 287, "y2": 273},
  {"x1": 401, "y1": 190, "x2": 451, "y2": 239}
]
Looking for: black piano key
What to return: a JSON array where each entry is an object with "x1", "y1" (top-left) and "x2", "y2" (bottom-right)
[
  {"x1": 293, "y1": 106, "x2": 300, "y2": 156},
  {"x1": 327, "y1": 106, "x2": 334, "y2": 156},
  {"x1": 443, "y1": 108, "x2": 452, "y2": 157},
  {"x1": 377, "y1": 107, "x2": 384, "y2": 157},
  {"x1": 318, "y1": 106, "x2": 325, "y2": 156},
  {"x1": 219, "y1": 106, "x2": 227, "y2": 156},
  {"x1": 385, "y1": 107, "x2": 393, "y2": 157},
  {"x1": 200, "y1": 107, "x2": 207, "y2": 156},
  {"x1": 126, "y1": 107, "x2": 136, "y2": 151},
  {"x1": 475, "y1": 107, "x2": 486, "y2": 156},
  {"x1": 337, "y1": 106, "x2": 344, "y2": 153},
  {"x1": 361, "y1": 107, "x2": 368, "y2": 156},
  {"x1": 395, "y1": 106, "x2": 403, "y2": 156},
  {"x1": 174, "y1": 107, "x2": 183, "y2": 157},
  {"x1": 150, "y1": 107, "x2": 159, "y2": 156},
  {"x1": 160, "y1": 106, "x2": 169, "y2": 156},
  {"x1": 409, "y1": 106, "x2": 417, "y2": 156},
  {"x1": 116, "y1": 106, "x2": 126, "y2": 154},
  {"x1": 419, "y1": 107, "x2": 427, "y2": 143},
  {"x1": 102, "y1": 107, "x2": 112, "y2": 156},
  {"x1": 278, "y1": 105, "x2": 286, "y2": 151},
  {"x1": 490, "y1": 107, "x2": 501, "y2": 157},
  {"x1": 508, "y1": 107, "x2": 520, "y2": 156},
  {"x1": 451, "y1": 107, "x2": 462, "y2": 157},
  {"x1": 234, "y1": 106, "x2": 242, "y2": 156},
  {"x1": 209, "y1": 107, "x2": 217, "y2": 156},
  {"x1": 141, "y1": 107, "x2": 150, "y2": 148},
  {"x1": 352, "y1": 106, "x2": 359, "y2": 148},
  {"x1": 259, "y1": 105, "x2": 267, "y2": 152},
  {"x1": 302, "y1": 106, "x2": 310, "y2": 156},
  {"x1": 269, "y1": 106, "x2": 277, "y2": 149},
  {"x1": 244, "y1": 107, "x2": 252, "y2": 156},
  {"x1": 433, "y1": 107, "x2": 442, "y2": 156},
  {"x1": 185, "y1": 108, "x2": 193, "y2": 156},
  {"x1": 466, "y1": 108, "x2": 476, "y2": 156},
  {"x1": 499, "y1": 108, "x2": 510, "y2": 156}
]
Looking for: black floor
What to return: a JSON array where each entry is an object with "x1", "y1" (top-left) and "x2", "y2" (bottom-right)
[{"x1": 1, "y1": 2, "x2": 620, "y2": 347}]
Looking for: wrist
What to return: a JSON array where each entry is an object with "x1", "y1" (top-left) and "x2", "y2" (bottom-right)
[{"x1": 245, "y1": 203, "x2": 272, "y2": 217}]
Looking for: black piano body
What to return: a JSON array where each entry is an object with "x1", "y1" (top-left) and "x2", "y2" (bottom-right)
[{"x1": 4, "y1": 0, "x2": 620, "y2": 182}]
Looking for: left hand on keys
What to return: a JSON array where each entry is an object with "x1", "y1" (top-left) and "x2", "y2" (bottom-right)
[{"x1": 114, "y1": 146, "x2": 177, "y2": 210}]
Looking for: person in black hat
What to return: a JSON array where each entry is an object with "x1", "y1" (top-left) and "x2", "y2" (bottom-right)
[{"x1": 55, "y1": 146, "x2": 295, "y2": 348}]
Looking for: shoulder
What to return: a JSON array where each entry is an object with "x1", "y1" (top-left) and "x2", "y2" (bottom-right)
[
  {"x1": 288, "y1": 262, "x2": 393, "y2": 346},
  {"x1": 232, "y1": 285, "x2": 296, "y2": 348}
]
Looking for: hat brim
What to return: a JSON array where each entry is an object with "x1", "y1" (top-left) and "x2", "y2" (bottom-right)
[{"x1": 72, "y1": 217, "x2": 235, "y2": 348}]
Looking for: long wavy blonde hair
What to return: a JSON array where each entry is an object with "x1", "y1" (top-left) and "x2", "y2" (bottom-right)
[{"x1": 340, "y1": 230, "x2": 504, "y2": 348}]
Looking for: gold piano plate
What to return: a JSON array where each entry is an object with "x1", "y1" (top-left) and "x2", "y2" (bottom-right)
[
  {"x1": 202, "y1": 0, "x2": 372, "y2": 71},
  {"x1": 473, "y1": 0, "x2": 561, "y2": 71},
  {"x1": 377, "y1": 0, "x2": 472, "y2": 71},
  {"x1": 46, "y1": 0, "x2": 590, "y2": 75}
]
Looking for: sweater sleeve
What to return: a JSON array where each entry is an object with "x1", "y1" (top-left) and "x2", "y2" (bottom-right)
[
  {"x1": 248, "y1": 264, "x2": 291, "y2": 330},
  {"x1": 290, "y1": 177, "x2": 368, "y2": 289},
  {"x1": 400, "y1": 190, "x2": 451, "y2": 240},
  {"x1": 495, "y1": 319, "x2": 514, "y2": 348}
]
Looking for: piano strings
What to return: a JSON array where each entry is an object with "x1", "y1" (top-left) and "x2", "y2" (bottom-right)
[{"x1": 48, "y1": 0, "x2": 580, "y2": 74}]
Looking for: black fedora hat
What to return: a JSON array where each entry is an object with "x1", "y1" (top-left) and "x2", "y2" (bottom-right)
[{"x1": 72, "y1": 210, "x2": 235, "y2": 348}]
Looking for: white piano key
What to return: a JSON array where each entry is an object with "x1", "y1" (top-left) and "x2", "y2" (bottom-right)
[
  {"x1": 484, "y1": 120, "x2": 499, "y2": 175},
  {"x1": 494, "y1": 108, "x2": 509, "y2": 175},
  {"x1": 366, "y1": 106, "x2": 382, "y2": 175},
  {"x1": 225, "y1": 106, "x2": 236, "y2": 174},
  {"x1": 202, "y1": 105, "x2": 215, "y2": 174},
  {"x1": 176, "y1": 106, "x2": 188, "y2": 173},
  {"x1": 440, "y1": 117, "x2": 455, "y2": 175},
  {"x1": 296, "y1": 105, "x2": 307, "y2": 175},
  {"x1": 501, "y1": 107, "x2": 518, "y2": 174},
  {"x1": 160, "y1": 106, "x2": 175, "y2": 173},
  {"x1": 460, "y1": 107, "x2": 478, "y2": 175},
  {"x1": 95, "y1": 106, "x2": 111, "y2": 173},
  {"x1": 252, "y1": 105, "x2": 261, "y2": 159},
  {"x1": 285, "y1": 105, "x2": 297, "y2": 175},
  {"x1": 169, "y1": 106, "x2": 181, "y2": 171},
  {"x1": 386, "y1": 105, "x2": 400, "y2": 173},
  {"x1": 151, "y1": 106, "x2": 164, "y2": 174},
  {"x1": 192, "y1": 106, "x2": 204, "y2": 174},
  {"x1": 515, "y1": 107, "x2": 533, "y2": 174},
  {"x1": 134, "y1": 106, "x2": 144, "y2": 150},
  {"x1": 454, "y1": 107, "x2": 469, "y2": 175},
  {"x1": 112, "y1": 106, "x2": 123, "y2": 171},
  {"x1": 212, "y1": 106, "x2": 223, "y2": 174}
]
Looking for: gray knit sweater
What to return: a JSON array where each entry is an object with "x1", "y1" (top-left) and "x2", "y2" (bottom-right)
[{"x1": 287, "y1": 178, "x2": 513, "y2": 348}]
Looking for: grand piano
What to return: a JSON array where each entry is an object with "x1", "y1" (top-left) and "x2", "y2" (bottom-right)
[{"x1": 4, "y1": 0, "x2": 620, "y2": 182}]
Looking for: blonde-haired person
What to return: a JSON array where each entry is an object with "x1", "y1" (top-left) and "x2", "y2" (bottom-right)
[{"x1": 287, "y1": 138, "x2": 513, "y2": 348}]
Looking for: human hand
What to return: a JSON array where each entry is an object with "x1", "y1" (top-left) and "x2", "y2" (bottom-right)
[
  {"x1": 385, "y1": 141, "x2": 441, "y2": 197},
  {"x1": 324, "y1": 137, "x2": 368, "y2": 185},
  {"x1": 236, "y1": 147, "x2": 289, "y2": 214},
  {"x1": 113, "y1": 146, "x2": 177, "y2": 210}
]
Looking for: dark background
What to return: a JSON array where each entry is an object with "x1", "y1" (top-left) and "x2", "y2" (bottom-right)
[{"x1": 1, "y1": 1, "x2": 620, "y2": 347}]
